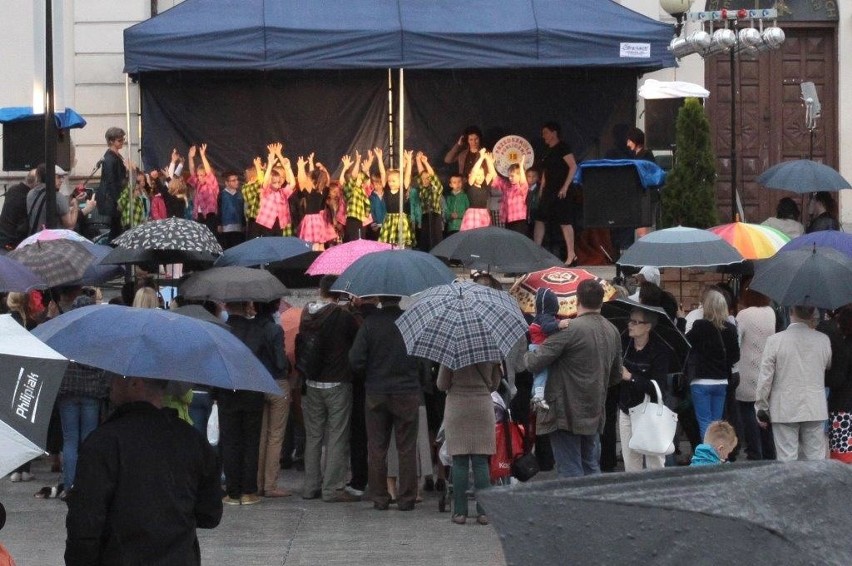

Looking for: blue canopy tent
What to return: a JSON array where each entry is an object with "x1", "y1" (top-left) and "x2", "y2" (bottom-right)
[{"x1": 123, "y1": 0, "x2": 676, "y2": 188}]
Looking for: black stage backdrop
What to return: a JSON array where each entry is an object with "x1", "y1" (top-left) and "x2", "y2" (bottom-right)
[{"x1": 139, "y1": 68, "x2": 637, "y2": 179}]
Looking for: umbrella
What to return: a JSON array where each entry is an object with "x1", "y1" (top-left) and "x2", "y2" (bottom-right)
[
  {"x1": 0, "y1": 315, "x2": 69, "y2": 478},
  {"x1": 395, "y1": 280, "x2": 528, "y2": 370},
  {"x1": 0, "y1": 255, "x2": 45, "y2": 292},
  {"x1": 509, "y1": 267, "x2": 617, "y2": 318},
  {"x1": 330, "y1": 249, "x2": 456, "y2": 298},
  {"x1": 478, "y1": 461, "x2": 852, "y2": 566},
  {"x1": 306, "y1": 240, "x2": 393, "y2": 276},
  {"x1": 430, "y1": 227, "x2": 562, "y2": 273},
  {"x1": 617, "y1": 226, "x2": 744, "y2": 268},
  {"x1": 171, "y1": 304, "x2": 228, "y2": 327},
  {"x1": 33, "y1": 305, "x2": 281, "y2": 394},
  {"x1": 780, "y1": 231, "x2": 852, "y2": 257},
  {"x1": 215, "y1": 236, "x2": 312, "y2": 267},
  {"x1": 7, "y1": 239, "x2": 95, "y2": 287},
  {"x1": 104, "y1": 217, "x2": 223, "y2": 265},
  {"x1": 180, "y1": 266, "x2": 287, "y2": 303},
  {"x1": 17, "y1": 228, "x2": 90, "y2": 247},
  {"x1": 749, "y1": 246, "x2": 852, "y2": 309},
  {"x1": 707, "y1": 222, "x2": 790, "y2": 260},
  {"x1": 601, "y1": 298, "x2": 690, "y2": 373},
  {"x1": 71, "y1": 242, "x2": 124, "y2": 285},
  {"x1": 757, "y1": 159, "x2": 852, "y2": 194}
]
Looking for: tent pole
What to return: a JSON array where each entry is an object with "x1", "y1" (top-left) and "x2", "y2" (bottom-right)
[
  {"x1": 387, "y1": 69, "x2": 394, "y2": 167},
  {"x1": 125, "y1": 74, "x2": 135, "y2": 229},
  {"x1": 398, "y1": 68, "x2": 405, "y2": 249}
]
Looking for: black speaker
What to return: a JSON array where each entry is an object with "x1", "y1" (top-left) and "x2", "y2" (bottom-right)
[
  {"x1": 644, "y1": 98, "x2": 684, "y2": 151},
  {"x1": 582, "y1": 165, "x2": 659, "y2": 228},
  {"x1": 2, "y1": 120, "x2": 72, "y2": 171}
]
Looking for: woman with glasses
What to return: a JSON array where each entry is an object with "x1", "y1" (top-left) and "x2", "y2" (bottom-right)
[{"x1": 618, "y1": 307, "x2": 671, "y2": 472}]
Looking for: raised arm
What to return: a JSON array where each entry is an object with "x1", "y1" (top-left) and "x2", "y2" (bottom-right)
[
  {"x1": 444, "y1": 135, "x2": 464, "y2": 165},
  {"x1": 253, "y1": 156, "x2": 264, "y2": 184},
  {"x1": 403, "y1": 150, "x2": 414, "y2": 190},
  {"x1": 199, "y1": 143, "x2": 213, "y2": 175},
  {"x1": 296, "y1": 154, "x2": 310, "y2": 189},
  {"x1": 483, "y1": 151, "x2": 497, "y2": 185},
  {"x1": 340, "y1": 154, "x2": 353, "y2": 181},
  {"x1": 415, "y1": 151, "x2": 425, "y2": 176},
  {"x1": 420, "y1": 152, "x2": 435, "y2": 177},
  {"x1": 467, "y1": 148, "x2": 487, "y2": 185},
  {"x1": 374, "y1": 147, "x2": 387, "y2": 187},
  {"x1": 281, "y1": 157, "x2": 295, "y2": 188},
  {"x1": 262, "y1": 144, "x2": 279, "y2": 189},
  {"x1": 187, "y1": 145, "x2": 197, "y2": 176}
]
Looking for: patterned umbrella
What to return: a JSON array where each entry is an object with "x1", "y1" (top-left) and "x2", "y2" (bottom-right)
[
  {"x1": 105, "y1": 218, "x2": 223, "y2": 264},
  {"x1": 0, "y1": 255, "x2": 45, "y2": 292},
  {"x1": 17, "y1": 228, "x2": 90, "y2": 248},
  {"x1": 509, "y1": 267, "x2": 617, "y2": 318},
  {"x1": 8, "y1": 239, "x2": 94, "y2": 287},
  {"x1": 330, "y1": 249, "x2": 455, "y2": 298},
  {"x1": 395, "y1": 280, "x2": 527, "y2": 370},
  {"x1": 306, "y1": 239, "x2": 393, "y2": 275},
  {"x1": 215, "y1": 236, "x2": 312, "y2": 267},
  {"x1": 708, "y1": 222, "x2": 790, "y2": 260}
]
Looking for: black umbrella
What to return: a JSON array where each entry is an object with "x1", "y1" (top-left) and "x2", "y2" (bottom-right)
[
  {"x1": 330, "y1": 249, "x2": 455, "y2": 298},
  {"x1": 757, "y1": 159, "x2": 852, "y2": 194},
  {"x1": 479, "y1": 461, "x2": 852, "y2": 566},
  {"x1": 171, "y1": 304, "x2": 228, "y2": 328},
  {"x1": 749, "y1": 246, "x2": 852, "y2": 309},
  {"x1": 430, "y1": 226, "x2": 562, "y2": 273},
  {"x1": 103, "y1": 218, "x2": 223, "y2": 265},
  {"x1": 601, "y1": 298, "x2": 690, "y2": 373},
  {"x1": 180, "y1": 266, "x2": 288, "y2": 303}
]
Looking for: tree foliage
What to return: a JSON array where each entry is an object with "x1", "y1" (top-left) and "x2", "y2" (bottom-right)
[{"x1": 661, "y1": 98, "x2": 718, "y2": 228}]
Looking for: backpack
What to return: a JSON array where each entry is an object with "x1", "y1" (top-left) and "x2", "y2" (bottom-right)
[{"x1": 295, "y1": 307, "x2": 340, "y2": 381}]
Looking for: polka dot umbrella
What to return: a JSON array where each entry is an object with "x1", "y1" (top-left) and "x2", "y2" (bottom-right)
[
  {"x1": 509, "y1": 267, "x2": 617, "y2": 319},
  {"x1": 707, "y1": 222, "x2": 790, "y2": 260}
]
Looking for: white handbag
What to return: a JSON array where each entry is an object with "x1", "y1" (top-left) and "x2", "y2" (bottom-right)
[{"x1": 628, "y1": 380, "x2": 678, "y2": 456}]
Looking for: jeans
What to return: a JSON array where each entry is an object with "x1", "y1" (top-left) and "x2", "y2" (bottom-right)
[
  {"x1": 189, "y1": 390, "x2": 213, "y2": 437},
  {"x1": 58, "y1": 396, "x2": 101, "y2": 489},
  {"x1": 451, "y1": 455, "x2": 490, "y2": 516},
  {"x1": 529, "y1": 344, "x2": 548, "y2": 393},
  {"x1": 549, "y1": 429, "x2": 601, "y2": 478},
  {"x1": 690, "y1": 383, "x2": 728, "y2": 440}
]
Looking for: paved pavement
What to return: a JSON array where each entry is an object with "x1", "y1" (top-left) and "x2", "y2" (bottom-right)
[{"x1": 0, "y1": 458, "x2": 509, "y2": 565}]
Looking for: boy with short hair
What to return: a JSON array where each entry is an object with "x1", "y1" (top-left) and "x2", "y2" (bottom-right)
[
  {"x1": 218, "y1": 171, "x2": 245, "y2": 249},
  {"x1": 443, "y1": 174, "x2": 469, "y2": 236},
  {"x1": 691, "y1": 420, "x2": 738, "y2": 466}
]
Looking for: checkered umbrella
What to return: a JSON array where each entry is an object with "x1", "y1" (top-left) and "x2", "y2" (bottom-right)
[
  {"x1": 8, "y1": 239, "x2": 94, "y2": 287},
  {"x1": 395, "y1": 280, "x2": 527, "y2": 370}
]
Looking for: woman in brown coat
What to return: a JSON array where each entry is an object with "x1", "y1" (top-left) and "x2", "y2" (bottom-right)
[{"x1": 437, "y1": 362, "x2": 501, "y2": 525}]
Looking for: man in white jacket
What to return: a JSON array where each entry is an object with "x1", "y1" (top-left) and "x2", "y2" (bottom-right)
[{"x1": 755, "y1": 305, "x2": 831, "y2": 461}]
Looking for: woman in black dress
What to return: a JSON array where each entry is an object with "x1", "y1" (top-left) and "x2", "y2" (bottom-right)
[{"x1": 533, "y1": 122, "x2": 578, "y2": 265}]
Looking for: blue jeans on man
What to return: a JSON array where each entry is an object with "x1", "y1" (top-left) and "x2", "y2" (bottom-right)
[
  {"x1": 548, "y1": 430, "x2": 601, "y2": 478},
  {"x1": 58, "y1": 396, "x2": 101, "y2": 489}
]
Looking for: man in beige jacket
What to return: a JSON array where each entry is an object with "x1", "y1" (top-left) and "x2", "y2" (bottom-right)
[{"x1": 755, "y1": 305, "x2": 832, "y2": 461}]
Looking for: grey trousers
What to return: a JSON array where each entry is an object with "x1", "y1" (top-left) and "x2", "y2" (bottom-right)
[
  {"x1": 302, "y1": 383, "x2": 352, "y2": 499},
  {"x1": 772, "y1": 420, "x2": 827, "y2": 462}
]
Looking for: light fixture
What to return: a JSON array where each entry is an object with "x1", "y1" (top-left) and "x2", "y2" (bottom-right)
[
  {"x1": 703, "y1": 28, "x2": 736, "y2": 56},
  {"x1": 659, "y1": 0, "x2": 692, "y2": 18},
  {"x1": 760, "y1": 26, "x2": 786, "y2": 50},
  {"x1": 669, "y1": 30, "x2": 711, "y2": 59}
]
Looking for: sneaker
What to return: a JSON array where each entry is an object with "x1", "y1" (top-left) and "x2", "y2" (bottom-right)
[
  {"x1": 10, "y1": 472, "x2": 21, "y2": 482},
  {"x1": 302, "y1": 489, "x2": 321, "y2": 500},
  {"x1": 222, "y1": 496, "x2": 242, "y2": 506},
  {"x1": 240, "y1": 494, "x2": 261, "y2": 505},
  {"x1": 476, "y1": 514, "x2": 489, "y2": 526},
  {"x1": 344, "y1": 485, "x2": 365, "y2": 497},
  {"x1": 20, "y1": 472, "x2": 35, "y2": 482},
  {"x1": 451, "y1": 514, "x2": 467, "y2": 525},
  {"x1": 323, "y1": 490, "x2": 361, "y2": 503}
]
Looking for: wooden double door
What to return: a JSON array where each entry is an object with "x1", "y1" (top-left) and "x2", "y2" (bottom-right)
[{"x1": 704, "y1": 25, "x2": 838, "y2": 223}]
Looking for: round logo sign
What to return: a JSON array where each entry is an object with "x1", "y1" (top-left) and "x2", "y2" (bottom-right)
[{"x1": 492, "y1": 135, "x2": 534, "y2": 177}]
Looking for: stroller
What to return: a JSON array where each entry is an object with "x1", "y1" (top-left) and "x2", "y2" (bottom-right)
[{"x1": 437, "y1": 389, "x2": 515, "y2": 513}]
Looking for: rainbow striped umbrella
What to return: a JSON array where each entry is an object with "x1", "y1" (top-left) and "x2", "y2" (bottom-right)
[{"x1": 707, "y1": 222, "x2": 790, "y2": 260}]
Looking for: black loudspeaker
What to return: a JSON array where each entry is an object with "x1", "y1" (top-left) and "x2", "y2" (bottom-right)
[
  {"x1": 582, "y1": 165, "x2": 659, "y2": 228},
  {"x1": 2, "y1": 120, "x2": 72, "y2": 171},
  {"x1": 644, "y1": 98, "x2": 684, "y2": 150}
]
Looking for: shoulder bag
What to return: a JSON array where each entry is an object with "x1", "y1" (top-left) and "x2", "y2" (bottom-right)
[{"x1": 628, "y1": 379, "x2": 678, "y2": 456}]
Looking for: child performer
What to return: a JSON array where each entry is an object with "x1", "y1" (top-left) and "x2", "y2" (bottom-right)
[
  {"x1": 340, "y1": 152, "x2": 372, "y2": 241},
  {"x1": 187, "y1": 143, "x2": 220, "y2": 234},
  {"x1": 255, "y1": 142, "x2": 295, "y2": 237},
  {"x1": 296, "y1": 155, "x2": 336, "y2": 250},
  {"x1": 459, "y1": 149, "x2": 495, "y2": 231},
  {"x1": 378, "y1": 149, "x2": 415, "y2": 248},
  {"x1": 443, "y1": 174, "x2": 469, "y2": 237},
  {"x1": 414, "y1": 151, "x2": 444, "y2": 250},
  {"x1": 490, "y1": 154, "x2": 529, "y2": 236}
]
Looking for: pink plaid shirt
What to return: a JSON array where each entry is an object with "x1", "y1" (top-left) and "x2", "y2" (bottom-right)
[
  {"x1": 491, "y1": 176, "x2": 529, "y2": 224},
  {"x1": 189, "y1": 174, "x2": 220, "y2": 216},
  {"x1": 255, "y1": 183, "x2": 294, "y2": 229}
]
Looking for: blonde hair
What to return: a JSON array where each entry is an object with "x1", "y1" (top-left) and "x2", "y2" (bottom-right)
[
  {"x1": 168, "y1": 177, "x2": 187, "y2": 200},
  {"x1": 6, "y1": 292, "x2": 29, "y2": 322},
  {"x1": 132, "y1": 287, "x2": 159, "y2": 309},
  {"x1": 702, "y1": 289, "x2": 729, "y2": 330},
  {"x1": 704, "y1": 421, "x2": 737, "y2": 451}
]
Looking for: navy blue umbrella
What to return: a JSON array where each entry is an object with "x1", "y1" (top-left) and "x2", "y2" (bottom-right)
[
  {"x1": 214, "y1": 236, "x2": 312, "y2": 267},
  {"x1": 33, "y1": 305, "x2": 280, "y2": 394},
  {"x1": 757, "y1": 159, "x2": 852, "y2": 194},
  {"x1": 71, "y1": 242, "x2": 124, "y2": 285},
  {"x1": 0, "y1": 255, "x2": 45, "y2": 292},
  {"x1": 330, "y1": 249, "x2": 456, "y2": 298},
  {"x1": 780, "y1": 231, "x2": 852, "y2": 257}
]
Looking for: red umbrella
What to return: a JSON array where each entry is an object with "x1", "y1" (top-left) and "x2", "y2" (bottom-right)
[
  {"x1": 509, "y1": 267, "x2": 617, "y2": 318},
  {"x1": 305, "y1": 240, "x2": 393, "y2": 276}
]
